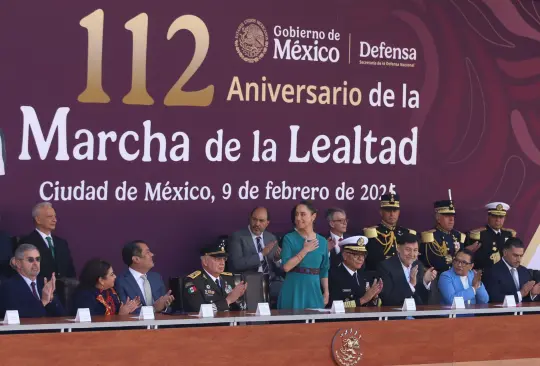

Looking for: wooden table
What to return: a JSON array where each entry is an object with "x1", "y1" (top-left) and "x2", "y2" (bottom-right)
[{"x1": 0, "y1": 305, "x2": 539, "y2": 365}]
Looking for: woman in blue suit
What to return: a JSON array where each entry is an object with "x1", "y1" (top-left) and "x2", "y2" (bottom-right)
[
  {"x1": 71, "y1": 259, "x2": 141, "y2": 316},
  {"x1": 438, "y1": 249, "x2": 489, "y2": 306}
]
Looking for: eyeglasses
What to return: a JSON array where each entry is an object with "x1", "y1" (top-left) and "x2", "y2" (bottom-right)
[
  {"x1": 22, "y1": 257, "x2": 41, "y2": 263},
  {"x1": 332, "y1": 219, "x2": 349, "y2": 224},
  {"x1": 453, "y1": 259, "x2": 472, "y2": 266}
]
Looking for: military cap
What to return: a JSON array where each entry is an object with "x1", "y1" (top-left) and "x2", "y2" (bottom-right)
[
  {"x1": 485, "y1": 202, "x2": 510, "y2": 217},
  {"x1": 200, "y1": 241, "x2": 228, "y2": 257},
  {"x1": 339, "y1": 235, "x2": 368, "y2": 253},
  {"x1": 434, "y1": 200, "x2": 455, "y2": 215},
  {"x1": 380, "y1": 192, "x2": 400, "y2": 209}
]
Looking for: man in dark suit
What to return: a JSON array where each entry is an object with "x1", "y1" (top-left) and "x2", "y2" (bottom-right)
[
  {"x1": 483, "y1": 238, "x2": 540, "y2": 303},
  {"x1": 19, "y1": 202, "x2": 76, "y2": 279},
  {"x1": 115, "y1": 240, "x2": 175, "y2": 314},
  {"x1": 0, "y1": 244, "x2": 65, "y2": 318},
  {"x1": 329, "y1": 236, "x2": 382, "y2": 308},
  {"x1": 0, "y1": 230, "x2": 13, "y2": 280},
  {"x1": 326, "y1": 207, "x2": 350, "y2": 269},
  {"x1": 378, "y1": 233, "x2": 437, "y2": 307},
  {"x1": 364, "y1": 193, "x2": 417, "y2": 272},
  {"x1": 228, "y1": 207, "x2": 282, "y2": 300},
  {"x1": 466, "y1": 202, "x2": 517, "y2": 271},
  {"x1": 183, "y1": 242, "x2": 247, "y2": 312}
]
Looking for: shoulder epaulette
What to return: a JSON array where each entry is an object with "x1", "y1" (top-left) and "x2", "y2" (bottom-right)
[
  {"x1": 221, "y1": 272, "x2": 233, "y2": 276},
  {"x1": 471, "y1": 227, "x2": 487, "y2": 232},
  {"x1": 421, "y1": 230, "x2": 435, "y2": 243},
  {"x1": 187, "y1": 270, "x2": 201, "y2": 279},
  {"x1": 409, "y1": 229, "x2": 417, "y2": 235},
  {"x1": 460, "y1": 233, "x2": 466, "y2": 243},
  {"x1": 363, "y1": 227, "x2": 377, "y2": 239},
  {"x1": 502, "y1": 228, "x2": 517, "y2": 237}
]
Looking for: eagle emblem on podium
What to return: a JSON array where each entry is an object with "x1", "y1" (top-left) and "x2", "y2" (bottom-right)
[{"x1": 332, "y1": 328, "x2": 362, "y2": 365}]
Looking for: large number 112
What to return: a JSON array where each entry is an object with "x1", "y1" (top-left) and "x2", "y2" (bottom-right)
[{"x1": 78, "y1": 9, "x2": 214, "y2": 107}]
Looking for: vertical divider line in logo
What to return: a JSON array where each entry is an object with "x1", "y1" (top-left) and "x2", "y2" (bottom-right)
[{"x1": 348, "y1": 33, "x2": 351, "y2": 64}]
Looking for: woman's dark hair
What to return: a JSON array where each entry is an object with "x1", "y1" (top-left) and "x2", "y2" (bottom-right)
[
  {"x1": 78, "y1": 258, "x2": 112, "y2": 289},
  {"x1": 294, "y1": 200, "x2": 318, "y2": 215},
  {"x1": 292, "y1": 200, "x2": 318, "y2": 229}
]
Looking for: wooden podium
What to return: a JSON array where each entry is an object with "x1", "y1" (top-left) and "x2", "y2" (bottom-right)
[{"x1": 1, "y1": 315, "x2": 540, "y2": 365}]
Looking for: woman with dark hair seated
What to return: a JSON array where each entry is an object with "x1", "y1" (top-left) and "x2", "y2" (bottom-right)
[{"x1": 71, "y1": 258, "x2": 140, "y2": 316}]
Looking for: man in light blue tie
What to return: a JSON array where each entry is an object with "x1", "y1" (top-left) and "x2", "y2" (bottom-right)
[{"x1": 438, "y1": 248, "x2": 489, "y2": 306}]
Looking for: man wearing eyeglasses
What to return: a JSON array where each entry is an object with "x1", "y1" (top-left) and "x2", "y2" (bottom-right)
[
  {"x1": 328, "y1": 236, "x2": 383, "y2": 308},
  {"x1": 0, "y1": 244, "x2": 65, "y2": 318},
  {"x1": 326, "y1": 208, "x2": 350, "y2": 269},
  {"x1": 183, "y1": 242, "x2": 248, "y2": 313},
  {"x1": 438, "y1": 249, "x2": 489, "y2": 306},
  {"x1": 364, "y1": 193, "x2": 417, "y2": 272}
]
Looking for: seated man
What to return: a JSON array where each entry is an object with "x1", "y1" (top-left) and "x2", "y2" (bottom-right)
[
  {"x1": 378, "y1": 233, "x2": 437, "y2": 307},
  {"x1": 329, "y1": 236, "x2": 382, "y2": 308},
  {"x1": 484, "y1": 238, "x2": 540, "y2": 303},
  {"x1": 183, "y1": 242, "x2": 247, "y2": 312},
  {"x1": 115, "y1": 240, "x2": 175, "y2": 314},
  {"x1": 0, "y1": 244, "x2": 65, "y2": 318},
  {"x1": 438, "y1": 249, "x2": 489, "y2": 306}
]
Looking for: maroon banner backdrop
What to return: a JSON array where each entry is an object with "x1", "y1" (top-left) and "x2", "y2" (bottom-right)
[{"x1": 1, "y1": 0, "x2": 540, "y2": 278}]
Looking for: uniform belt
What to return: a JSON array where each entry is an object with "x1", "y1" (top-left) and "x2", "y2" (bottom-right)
[{"x1": 291, "y1": 267, "x2": 320, "y2": 275}]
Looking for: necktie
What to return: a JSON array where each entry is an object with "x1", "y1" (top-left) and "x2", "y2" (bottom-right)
[
  {"x1": 256, "y1": 237, "x2": 269, "y2": 274},
  {"x1": 352, "y1": 271, "x2": 359, "y2": 286},
  {"x1": 141, "y1": 274, "x2": 154, "y2": 306},
  {"x1": 511, "y1": 268, "x2": 520, "y2": 290},
  {"x1": 45, "y1": 236, "x2": 55, "y2": 259},
  {"x1": 215, "y1": 278, "x2": 221, "y2": 289},
  {"x1": 31, "y1": 282, "x2": 40, "y2": 300}
]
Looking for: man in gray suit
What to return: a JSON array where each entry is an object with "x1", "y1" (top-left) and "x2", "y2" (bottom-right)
[
  {"x1": 228, "y1": 207, "x2": 283, "y2": 304},
  {"x1": 115, "y1": 240, "x2": 175, "y2": 314}
]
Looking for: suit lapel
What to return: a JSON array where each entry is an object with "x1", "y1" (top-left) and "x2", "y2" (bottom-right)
[
  {"x1": 124, "y1": 271, "x2": 146, "y2": 305},
  {"x1": 392, "y1": 256, "x2": 412, "y2": 296}
]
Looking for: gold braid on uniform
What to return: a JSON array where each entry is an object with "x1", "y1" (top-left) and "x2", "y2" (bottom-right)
[{"x1": 375, "y1": 221, "x2": 397, "y2": 255}]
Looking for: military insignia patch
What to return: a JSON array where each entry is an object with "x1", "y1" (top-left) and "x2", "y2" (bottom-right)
[{"x1": 187, "y1": 286, "x2": 197, "y2": 294}]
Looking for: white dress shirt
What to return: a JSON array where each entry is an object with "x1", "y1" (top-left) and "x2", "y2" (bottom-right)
[
  {"x1": 401, "y1": 261, "x2": 431, "y2": 293},
  {"x1": 204, "y1": 270, "x2": 220, "y2": 286},
  {"x1": 248, "y1": 226, "x2": 264, "y2": 272},
  {"x1": 128, "y1": 267, "x2": 152, "y2": 304},
  {"x1": 36, "y1": 229, "x2": 53, "y2": 248},
  {"x1": 329, "y1": 232, "x2": 343, "y2": 254},
  {"x1": 20, "y1": 274, "x2": 40, "y2": 300},
  {"x1": 459, "y1": 275, "x2": 476, "y2": 295},
  {"x1": 501, "y1": 258, "x2": 536, "y2": 302}
]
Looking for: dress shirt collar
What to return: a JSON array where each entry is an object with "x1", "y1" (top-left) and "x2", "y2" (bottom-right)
[
  {"x1": 20, "y1": 273, "x2": 37, "y2": 287},
  {"x1": 488, "y1": 225, "x2": 501, "y2": 235},
  {"x1": 342, "y1": 263, "x2": 356, "y2": 276},
  {"x1": 330, "y1": 231, "x2": 343, "y2": 242},
  {"x1": 502, "y1": 257, "x2": 516, "y2": 272},
  {"x1": 129, "y1": 267, "x2": 146, "y2": 281},
  {"x1": 248, "y1": 225, "x2": 262, "y2": 242},
  {"x1": 35, "y1": 228, "x2": 52, "y2": 244},
  {"x1": 204, "y1": 269, "x2": 219, "y2": 283}
]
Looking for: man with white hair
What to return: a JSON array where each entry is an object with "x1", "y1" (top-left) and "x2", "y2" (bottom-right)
[
  {"x1": 19, "y1": 202, "x2": 76, "y2": 279},
  {"x1": 466, "y1": 202, "x2": 516, "y2": 271}
]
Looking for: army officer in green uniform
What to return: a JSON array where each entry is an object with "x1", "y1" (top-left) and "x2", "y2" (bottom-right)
[
  {"x1": 183, "y1": 242, "x2": 247, "y2": 312},
  {"x1": 364, "y1": 192, "x2": 417, "y2": 271}
]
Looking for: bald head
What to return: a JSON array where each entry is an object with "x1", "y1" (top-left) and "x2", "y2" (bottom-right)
[{"x1": 250, "y1": 207, "x2": 270, "y2": 236}]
